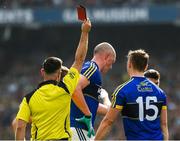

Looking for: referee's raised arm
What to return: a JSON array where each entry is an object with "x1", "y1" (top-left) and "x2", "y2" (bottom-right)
[{"x1": 72, "y1": 18, "x2": 91, "y2": 72}]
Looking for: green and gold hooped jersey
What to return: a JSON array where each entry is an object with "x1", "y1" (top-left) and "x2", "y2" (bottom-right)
[{"x1": 16, "y1": 67, "x2": 79, "y2": 140}]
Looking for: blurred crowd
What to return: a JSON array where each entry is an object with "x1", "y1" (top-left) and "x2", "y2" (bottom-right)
[{"x1": 1, "y1": 0, "x2": 180, "y2": 8}]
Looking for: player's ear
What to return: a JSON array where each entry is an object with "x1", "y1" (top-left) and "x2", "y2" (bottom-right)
[
  {"x1": 57, "y1": 69, "x2": 62, "y2": 82},
  {"x1": 144, "y1": 64, "x2": 148, "y2": 71},
  {"x1": 40, "y1": 68, "x2": 45, "y2": 77},
  {"x1": 104, "y1": 53, "x2": 111, "y2": 64},
  {"x1": 128, "y1": 59, "x2": 132, "y2": 69}
]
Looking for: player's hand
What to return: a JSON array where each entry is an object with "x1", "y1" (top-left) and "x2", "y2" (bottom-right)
[
  {"x1": 75, "y1": 114, "x2": 95, "y2": 138},
  {"x1": 81, "y1": 18, "x2": 91, "y2": 33}
]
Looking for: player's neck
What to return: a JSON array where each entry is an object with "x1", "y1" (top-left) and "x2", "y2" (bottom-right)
[
  {"x1": 43, "y1": 74, "x2": 58, "y2": 82},
  {"x1": 129, "y1": 70, "x2": 144, "y2": 78},
  {"x1": 91, "y1": 57, "x2": 102, "y2": 70}
]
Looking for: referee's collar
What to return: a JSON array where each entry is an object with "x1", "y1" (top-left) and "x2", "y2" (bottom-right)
[{"x1": 38, "y1": 80, "x2": 58, "y2": 88}]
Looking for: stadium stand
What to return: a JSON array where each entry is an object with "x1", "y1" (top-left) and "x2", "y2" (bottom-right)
[{"x1": 1, "y1": 0, "x2": 180, "y2": 8}]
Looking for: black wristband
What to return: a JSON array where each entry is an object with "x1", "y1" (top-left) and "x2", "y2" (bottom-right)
[{"x1": 85, "y1": 115, "x2": 91, "y2": 118}]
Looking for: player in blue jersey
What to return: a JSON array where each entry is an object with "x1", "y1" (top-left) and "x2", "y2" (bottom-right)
[
  {"x1": 70, "y1": 42, "x2": 116, "y2": 140},
  {"x1": 144, "y1": 69, "x2": 160, "y2": 86},
  {"x1": 95, "y1": 49, "x2": 169, "y2": 140}
]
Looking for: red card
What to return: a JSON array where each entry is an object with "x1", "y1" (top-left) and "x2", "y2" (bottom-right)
[{"x1": 77, "y1": 5, "x2": 87, "y2": 21}]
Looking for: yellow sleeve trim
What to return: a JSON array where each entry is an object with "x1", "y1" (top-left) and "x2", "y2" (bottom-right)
[
  {"x1": 162, "y1": 106, "x2": 167, "y2": 110},
  {"x1": 83, "y1": 63, "x2": 97, "y2": 79},
  {"x1": 115, "y1": 105, "x2": 123, "y2": 110},
  {"x1": 87, "y1": 67, "x2": 97, "y2": 79}
]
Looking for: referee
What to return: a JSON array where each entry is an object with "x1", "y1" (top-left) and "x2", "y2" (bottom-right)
[
  {"x1": 11, "y1": 65, "x2": 70, "y2": 132},
  {"x1": 14, "y1": 19, "x2": 91, "y2": 140}
]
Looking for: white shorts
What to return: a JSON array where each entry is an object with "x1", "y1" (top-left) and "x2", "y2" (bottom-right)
[{"x1": 71, "y1": 127, "x2": 95, "y2": 141}]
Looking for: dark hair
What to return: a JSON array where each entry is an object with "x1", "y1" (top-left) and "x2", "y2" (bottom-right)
[
  {"x1": 144, "y1": 69, "x2": 160, "y2": 80},
  {"x1": 42, "y1": 57, "x2": 62, "y2": 74},
  {"x1": 127, "y1": 49, "x2": 149, "y2": 72}
]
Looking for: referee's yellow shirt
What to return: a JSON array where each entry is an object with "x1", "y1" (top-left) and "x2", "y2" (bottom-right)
[{"x1": 16, "y1": 67, "x2": 79, "y2": 140}]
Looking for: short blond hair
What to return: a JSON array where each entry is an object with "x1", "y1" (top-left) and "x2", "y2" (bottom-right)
[
  {"x1": 94, "y1": 42, "x2": 116, "y2": 56},
  {"x1": 127, "y1": 49, "x2": 149, "y2": 72}
]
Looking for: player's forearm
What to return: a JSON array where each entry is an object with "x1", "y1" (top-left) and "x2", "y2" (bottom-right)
[
  {"x1": 77, "y1": 31, "x2": 89, "y2": 62},
  {"x1": 72, "y1": 19, "x2": 91, "y2": 71},
  {"x1": 15, "y1": 128, "x2": 26, "y2": 140},
  {"x1": 163, "y1": 131, "x2": 169, "y2": 141},
  {"x1": 95, "y1": 118, "x2": 112, "y2": 140},
  {"x1": 161, "y1": 125, "x2": 169, "y2": 140},
  {"x1": 72, "y1": 89, "x2": 91, "y2": 116},
  {"x1": 97, "y1": 103, "x2": 109, "y2": 116},
  {"x1": 12, "y1": 118, "x2": 17, "y2": 133},
  {"x1": 161, "y1": 109, "x2": 169, "y2": 140},
  {"x1": 72, "y1": 30, "x2": 89, "y2": 72},
  {"x1": 103, "y1": 98, "x2": 111, "y2": 107}
]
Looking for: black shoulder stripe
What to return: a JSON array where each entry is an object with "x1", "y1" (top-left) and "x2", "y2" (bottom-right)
[
  {"x1": 25, "y1": 89, "x2": 37, "y2": 104},
  {"x1": 58, "y1": 81, "x2": 70, "y2": 94}
]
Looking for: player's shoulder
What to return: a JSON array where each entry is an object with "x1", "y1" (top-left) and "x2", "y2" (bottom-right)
[
  {"x1": 82, "y1": 61, "x2": 97, "y2": 69},
  {"x1": 121, "y1": 77, "x2": 135, "y2": 89},
  {"x1": 81, "y1": 61, "x2": 99, "y2": 78},
  {"x1": 113, "y1": 78, "x2": 134, "y2": 95},
  {"x1": 147, "y1": 81, "x2": 166, "y2": 99},
  {"x1": 24, "y1": 89, "x2": 37, "y2": 104},
  {"x1": 155, "y1": 85, "x2": 167, "y2": 97}
]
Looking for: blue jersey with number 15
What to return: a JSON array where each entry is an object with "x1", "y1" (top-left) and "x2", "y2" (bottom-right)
[{"x1": 111, "y1": 76, "x2": 167, "y2": 140}]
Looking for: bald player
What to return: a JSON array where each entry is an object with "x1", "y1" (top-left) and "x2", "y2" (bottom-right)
[{"x1": 70, "y1": 42, "x2": 116, "y2": 140}]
